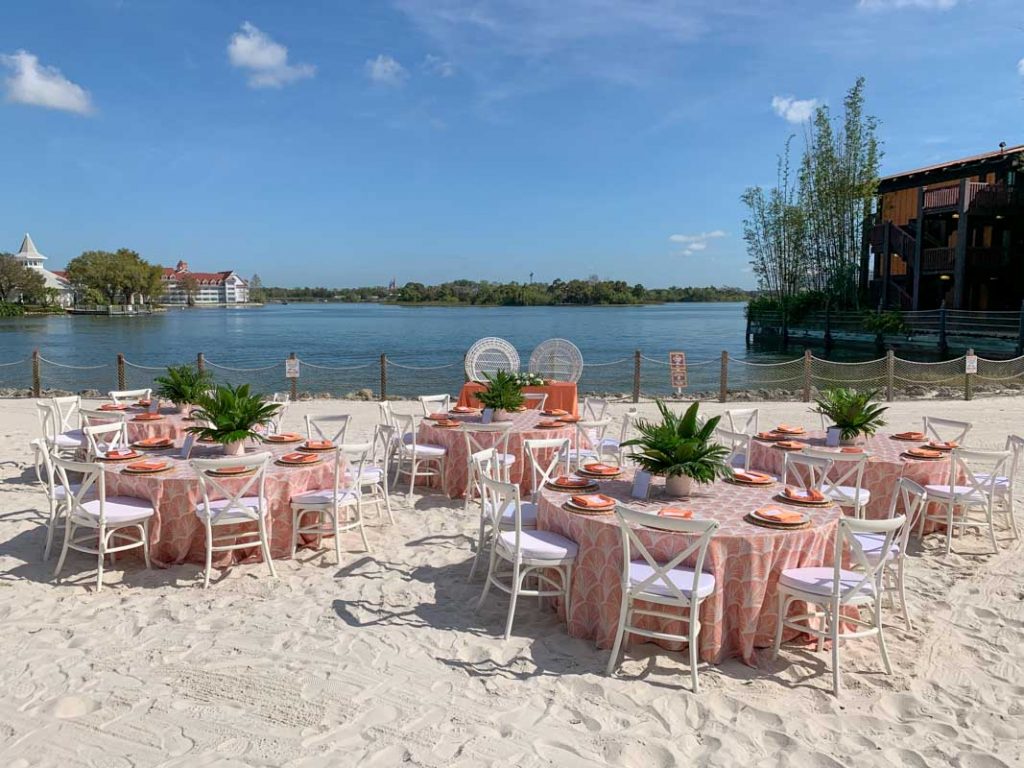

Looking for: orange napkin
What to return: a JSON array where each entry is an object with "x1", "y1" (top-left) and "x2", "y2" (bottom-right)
[
  {"x1": 895, "y1": 431, "x2": 926, "y2": 440},
  {"x1": 128, "y1": 459, "x2": 167, "y2": 471},
  {"x1": 214, "y1": 465, "x2": 249, "y2": 474},
  {"x1": 538, "y1": 420, "x2": 562, "y2": 428},
  {"x1": 783, "y1": 486, "x2": 827, "y2": 503},
  {"x1": 907, "y1": 448, "x2": 942, "y2": 459},
  {"x1": 283, "y1": 452, "x2": 318, "y2": 463},
  {"x1": 840, "y1": 446, "x2": 864, "y2": 454},
  {"x1": 435, "y1": 419, "x2": 459, "y2": 427},
  {"x1": 659, "y1": 507, "x2": 693, "y2": 519},
  {"x1": 756, "y1": 506, "x2": 805, "y2": 524},
  {"x1": 100, "y1": 404, "x2": 127, "y2": 411},
  {"x1": 268, "y1": 432, "x2": 301, "y2": 442},
  {"x1": 133, "y1": 413, "x2": 161, "y2": 421},
  {"x1": 928, "y1": 440, "x2": 957, "y2": 450},
  {"x1": 554, "y1": 476, "x2": 589, "y2": 487},
  {"x1": 105, "y1": 449, "x2": 136, "y2": 459},
  {"x1": 557, "y1": 416, "x2": 579, "y2": 423},
  {"x1": 543, "y1": 408, "x2": 568, "y2": 417},
  {"x1": 733, "y1": 470, "x2": 772, "y2": 484},
  {"x1": 570, "y1": 493, "x2": 616, "y2": 509},
  {"x1": 428, "y1": 412, "x2": 449, "y2": 420},
  {"x1": 137, "y1": 400, "x2": 152, "y2": 407},
  {"x1": 137, "y1": 437, "x2": 172, "y2": 447},
  {"x1": 756, "y1": 431, "x2": 779, "y2": 440},
  {"x1": 775, "y1": 424, "x2": 805, "y2": 434},
  {"x1": 304, "y1": 440, "x2": 333, "y2": 450},
  {"x1": 452, "y1": 406, "x2": 476, "y2": 413},
  {"x1": 583, "y1": 463, "x2": 620, "y2": 475},
  {"x1": 775, "y1": 440, "x2": 807, "y2": 450}
]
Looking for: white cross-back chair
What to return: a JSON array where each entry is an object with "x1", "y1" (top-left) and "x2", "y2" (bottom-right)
[
  {"x1": 716, "y1": 427, "x2": 752, "y2": 471},
  {"x1": 270, "y1": 392, "x2": 289, "y2": 403},
  {"x1": 83, "y1": 421, "x2": 131, "y2": 461},
  {"x1": 803, "y1": 447, "x2": 872, "y2": 518},
  {"x1": 922, "y1": 416, "x2": 972, "y2": 446},
  {"x1": 522, "y1": 392, "x2": 548, "y2": 410},
  {"x1": 974, "y1": 434, "x2": 1022, "y2": 540},
  {"x1": 781, "y1": 452, "x2": 832, "y2": 491},
  {"x1": 52, "y1": 456, "x2": 154, "y2": 592},
  {"x1": 345, "y1": 425, "x2": 394, "y2": 526},
  {"x1": 80, "y1": 406, "x2": 130, "y2": 434},
  {"x1": 773, "y1": 514, "x2": 905, "y2": 696},
  {"x1": 598, "y1": 408, "x2": 640, "y2": 465},
  {"x1": 920, "y1": 447, "x2": 1010, "y2": 555},
  {"x1": 563, "y1": 418, "x2": 613, "y2": 471},
  {"x1": 291, "y1": 443, "x2": 370, "y2": 562},
  {"x1": 378, "y1": 401, "x2": 396, "y2": 428},
  {"x1": 31, "y1": 439, "x2": 78, "y2": 559},
  {"x1": 723, "y1": 408, "x2": 759, "y2": 436},
  {"x1": 466, "y1": 447, "x2": 503, "y2": 581},
  {"x1": 524, "y1": 437, "x2": 571, "y2": 504},
  {"x1": 606, "y1": 505, "x2": 720, "y2": 691},
  {"x1": 37, "y1": 397, "x2": 86, "y2": 456},
  {"x1": 418, "y1": 394, "x2": 452, "y2": 416},
  {"x1": 476, "y1": 475, "x2": 577, "y2": 639},
  {"x1": 581, "y1": 397, "x2": 609, "y2": 421},
  {"x1": 461, "y1": 423, "x2": 515, "y2": 511},
  {"x1": 190, "y1": 452, "x2": 276, "y2": 588},
  {"x1": 304, "y1": 413, "x2": 350, "y2": 445},
  {"x1": 260, "y1": 398, "x2": 287, "y2": 434},
  {"x1": 108, "y1": 388, "x2": 151, "y2": 405},
  {"x1": 392, "y1": 413, "x2": 447, "y2": 499}
]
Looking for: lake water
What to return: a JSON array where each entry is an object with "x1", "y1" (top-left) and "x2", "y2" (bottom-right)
[{"x1": 0, "y1": 302, "x2": 814, "y2": 396}]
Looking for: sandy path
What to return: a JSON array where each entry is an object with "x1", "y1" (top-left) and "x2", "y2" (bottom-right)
[{"x1": 0, "y1": 396, "x2": 1021, "y2": 766}]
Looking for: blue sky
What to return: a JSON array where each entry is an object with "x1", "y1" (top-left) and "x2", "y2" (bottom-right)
[{"x1": 1, "y1": 0, "x2": 1021, "y2": 288}]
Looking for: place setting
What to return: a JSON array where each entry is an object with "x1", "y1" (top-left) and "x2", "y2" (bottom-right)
[
  {"x1": 132, "y1": 436, "x2": 175, "y2": 451},
  {"x1": 206, "y1": 464, "x2": 259, "y2": 477},
  {"x1": 122, "y1": 458, "x2": 173, "y2": 475},
  {"x1": 276, "y1": 451, "x2": 323, "y2": 467},
  {"x1": 263, "y1": 431, "x2": 304, "y2": 444},
  {"x1": 774, "y1": 485, "x2": 831, "y2": 507},
  {"x1": 726, "y1": 468, "x2": 775, "y2": 487},
  {"x1": 96, "y1": 447, "x2": 143, "y2": 462},
  {"x1": 297, "y1": 439, "x2": 335, "y2": 452},
  {"x1": 744, "y1": 504, "x2": 812, "y2": 530},
  {"x1": 545, "y1": 474, "x2": 600, "y2": 493},
  {"x1": 132, "y1": 412, "x2": 164, "y2": 422},
  {"x1": 901, "y1": 446, "x2": 947, "y2": 461},
  {"x1": 575, "y1": 461, "x2": 622, "y2": 479},
  {"x1": 562, "y1": 491, "x2": 618, "y2": 516}
]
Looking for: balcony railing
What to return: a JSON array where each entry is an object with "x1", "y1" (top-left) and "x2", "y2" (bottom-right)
[
  {"x1": 923, "y1": 185, "x2": 960, "y2": 209},
  {"x1": 922, "y1": 182, "x2": 1014, "y2": 212},
  {"x1": 921, "y1": 247, "x2": 955, "y2": 273}
]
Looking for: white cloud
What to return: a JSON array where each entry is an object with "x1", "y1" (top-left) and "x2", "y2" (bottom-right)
[
  {"x1": 365, "y1": 54, "x2": 408, "y2": 86},
  {"x1": 1018, "y1": 58, "x2": 1024, "y2": 77},
  {"x1": 857, "y1": 0, "x2": 958, "y2": 9},
  {"x1": 771, "y1": 95, "x2": 818, "y2": 124},
  {"x1": 0, "y1": 50, "x2": 93, "y2": 115},
  {"x1": 422, "y1": 54, "x2": 455, "y2": 77},
  {"x1": 228, "y1": 21, "x2": 315, "y2": 89},
  {"x1": 669, "y1": 230, "x2": 726, "y2": 256}
]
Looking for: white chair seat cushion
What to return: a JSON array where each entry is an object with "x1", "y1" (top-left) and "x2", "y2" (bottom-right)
[
  {"x1": 78, "y1": 495, "x2": 155, "y2": 523},
  {"x1": 402, "y1": 443, "x2": 446, "y2": 457},
  {"x1": 598, "y1": 438, "x2": 620, "y2": 450},
  {"x1": 487, "y1": 500, "x2": 538, "y2": 529},
  {"x1": 196, "y1": 496, "x2": 268, "y2": 523},
  {"x1": 973, "y1": 473, "x2": 1011, "y2": 495},
  {"x1": 345, "y1": 466, "x2": 385, "y2": 484},
  {"x1": 52, "y1": 483, "x2": 82, "y2": 501},
  {"x1": 53, "y1": 430, "x2": 86, "y2": 449},
  {"x1": 497, "y1": 529, "x2": 578, "y2": 561},
  {"x1": 828, "y1": 485, "x2": 871, "y2": 506},
  {"x1": 628, "y1": 562, "x2": 715, "y2": 599},
  {"x1": 924, "y1": 484, "x2": 988, "y2": 503},
  {"x1": 853, "y1": 532, "x2": 899, "y2": 562},
  {"x1": 729, "y1": 453, "x2": 748, "y2": 469},
  {"x1": 291, "y1": 489, "x2": 360, "y2": 507},
  {"x1": 497, "y1": 452, "x2": 516, "y2": 465},
  {"x1": 779, "y1": 567, "x2": 875, "y2": 598}
]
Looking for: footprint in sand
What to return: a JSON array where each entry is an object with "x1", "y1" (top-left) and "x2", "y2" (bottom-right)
[{"x1": 51, "y1": 695, "x2": 97, "y2": 719}]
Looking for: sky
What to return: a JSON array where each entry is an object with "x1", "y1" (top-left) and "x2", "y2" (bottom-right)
[{"x1": 1, "y1": 0, "x2": 1022, "y2": 289}]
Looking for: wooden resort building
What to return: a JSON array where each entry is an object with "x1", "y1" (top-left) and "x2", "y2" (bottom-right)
[{"x1": 867, "y1": 143, "x2": 1024, "y2": 311}]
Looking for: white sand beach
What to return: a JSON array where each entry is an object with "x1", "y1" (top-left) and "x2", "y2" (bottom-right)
[{"x1": 1, "y1": 396, "x2": 1021, "y2": 767}]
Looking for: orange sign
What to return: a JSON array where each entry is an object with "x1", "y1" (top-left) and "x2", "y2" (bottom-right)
[{"x1": 669, "y1": 351, "x2": 687, "y2": 388}]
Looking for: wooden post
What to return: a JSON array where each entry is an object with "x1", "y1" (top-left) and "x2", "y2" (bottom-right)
[
  {"x1": 938, "y1": 302, "x2": 948, "y2": 357},
  {"x1": 1017, "y1": 300, "x2": 1024, "y2": 357},
  {"x1": 719, "y1": 351, "x2": 728, "y2": 403},
  {"x1": 912, "y1": 189, "x2": 925, "y2": 310},
  {"x1": 965, "y1": 347, "x2": 974, "y2": 401},
  {"x1": 31, "y1": 348, "x2": 41, "y2": 397},
  {"x1": 953, "y1": 178, "x2": 969, "y2": 310},
  {"x1": 196, "y1": 352, "x2": 205, "y2": 374},
  {"x1": 632, "y1": 350, "x2": 641, "y2": 404},
  {"x1": 802, "y1": 348, "x2": 812, "y2": 402},
  {"x1": 289, "y1": 352, "x2": 298, "y2": 402},
  {"x1": 379, "y1": 353, "x2": 388, "y2": 402},
  {"x1": 885, "y1": 349, "x2": 895, "y2": 402},
  {"x1": 116, "y1": 353, "x2": 126, "y2": 390}
]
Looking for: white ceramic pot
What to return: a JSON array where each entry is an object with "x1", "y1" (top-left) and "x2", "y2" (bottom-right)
[
  {"x1": 493, "y1": 408, "x2": 514, "y2": 422},
  {"x1": 177, "y1": 403, "x2": 192, "y2": 418},
  {"x1": 223, "y1": 440, "x2": 246, "y2": 456},
  {"x1": 664, "y1": 474, "x2": 693, "y2": 497}
]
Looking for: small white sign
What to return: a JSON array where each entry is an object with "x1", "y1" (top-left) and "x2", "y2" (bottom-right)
[
  {"x1": 631, "y1": 470, "x2": 652, "y2": 499},
  {"x1": 965, "y1": 355, "x2": 978, "y2": 374},
  {"x1": 285, "y1": 358, "x2": 300, "y2": 379},
  {"x1": 179, "y1": 435, "x2": 195, "y2": 459}
]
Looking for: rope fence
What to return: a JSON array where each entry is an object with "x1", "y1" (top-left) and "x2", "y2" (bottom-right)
[{"x1": 7, "y1": 347, "x2": 1024, "y2": 403}]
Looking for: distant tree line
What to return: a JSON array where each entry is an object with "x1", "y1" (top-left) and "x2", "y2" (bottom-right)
[
  {"x1": 65, "y1": 249, "x2": 164, "y2": 305},
  {"x1": 261, "y1": 279, "x2": 754, "y2": 306}
]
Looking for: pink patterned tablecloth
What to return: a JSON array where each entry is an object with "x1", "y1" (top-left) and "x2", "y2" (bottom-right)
[
  {"x1": 418, "y1": 410, "x2": 575, "y2": 498},
  {"x1": 537, "y1": 473, "x2": 842, "y2": 665},
  {"x1": 86, "y1": 406, "x2": 191, "y2": 444},
  {"x1": 748, "y1": 430, "x2": 954, "y2": 520},
  {"x1": 104, "y1": 440, "x2": 339, "y2": 567}
]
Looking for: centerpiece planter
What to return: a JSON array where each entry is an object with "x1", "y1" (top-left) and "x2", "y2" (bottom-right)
[
  {"x1": 473, "y1": 371, "x2": 525, "y2": 423},
  {"x1": 187, "y1": 383, "x2": 282, "y2": 457},
  {"x1": 664, "y1": 474, "x2": 693, "y2": 497},
  {"x1": 154, "y1": 364, "x2": 212, "y2": 419},
  {"x1": 223, "y1": 440, "x2": 247, "y2": 456},
  {"x1": 493, "y1": 408, "x2": 514, "y2": 422},
  {"x1": 813, "y1": 388, "x2": 888, "y2": 447}
]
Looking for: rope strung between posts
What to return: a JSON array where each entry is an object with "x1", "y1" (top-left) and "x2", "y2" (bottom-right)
[
  {"x1": 582, "y1": 358, "x2": 632, "y2": 367},
  {"x1": 298, "y1": 359, "x2": 377, "y2": 371},
  {"x1": 38, "y1": 356, "x2": 110, "y2": 370},
  {"x1": 0, "y1": 358, "x2": 27, "y2": 367},
  {"x1": 205, "y1": 360, "x2": 280, "y2": 372},
  {"x1": 123, "y1": 360, "x2": 171, "y2": 371},
  {"x1": 386, "y1": 360, "x2": 459, "y2": 370}
]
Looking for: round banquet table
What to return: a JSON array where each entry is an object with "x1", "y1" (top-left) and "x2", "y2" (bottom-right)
[
  {"x1": 417, "y1": 409, "x2": 576, "y2": 498},
  {"x1": 102, "y1": 440, "x2": 339, "y2": 567},
  {"x1": 86, "y1": 405, "x2": 192, "y2": 445},
  {"x1": 537, "y1": 471, "x2": 843, "y2": 665},
  {"x1": 748, "y1": 430, "x2": 955, "y2": 519}
]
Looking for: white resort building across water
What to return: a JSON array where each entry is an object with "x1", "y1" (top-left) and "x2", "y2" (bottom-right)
[
  {"x1": 12, "y1": 234, "x2": 73, "y2": 307},
  {"x1": 160, "y1": 260, "x2": 250, "y2": 305}
]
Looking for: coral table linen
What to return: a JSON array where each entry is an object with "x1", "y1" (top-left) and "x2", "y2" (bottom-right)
[
  {"x1": 456, "y1": 381, "x2": 579, "y2": 418},
  {"x1": 748, "y1": 431, "x2": 954, "y2": 520},
  {"x1": 104, "y1": 442, "x2": 339, "y2": 567},
  {"x1": 86, "y1": 407, "x2": 191, "y2": 444},
  {"x1": 537, "y1": 474, "x2": 842, "y2": 665},
  {"x1": 418, "y1": 410, "x2": 574, "y2": 498}
]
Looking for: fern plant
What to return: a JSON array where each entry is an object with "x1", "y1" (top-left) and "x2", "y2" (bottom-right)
[
  {"x1": 473, "y1": 370, "x2": 526, "y2": 411},
  {"x1": 621, "y1": 401, "x2": 730, "y2": 483},
  {"x1": 813, "y1": 387, "x2": 888, "y2": 441},
  {"x1": 187, "y1": 384, "x2": 281, "y2": 445},
  {"x1": 154, "y1": 363, "x2": 212, "y2": 406}
]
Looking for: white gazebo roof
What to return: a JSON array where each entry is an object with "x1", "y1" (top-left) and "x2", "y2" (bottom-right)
[{"x1": 16, "y1": 233, "x2": 46, "y2": 261}]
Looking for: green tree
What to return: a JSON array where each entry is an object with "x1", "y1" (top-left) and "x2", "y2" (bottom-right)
[
  {"x1": 249, "y1": 273, "x2": 265, "y2": 303},
  {"x1": 0, "y1": 253, "x2": 45, "y2": 302},
  {"x1": 180, "y1": 273, "x2": 199, "y2": 307}
]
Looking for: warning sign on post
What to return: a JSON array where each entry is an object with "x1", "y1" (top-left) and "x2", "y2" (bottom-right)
[
  {"x1": 285, "y1": 358, "x2": 300, "y2": 379},
  {"x1": 669, "y1": 351, "x2": 687, "y2": 390},
  {"x1": 965, "y1": 355, "x2": 978, "y2": 374}
]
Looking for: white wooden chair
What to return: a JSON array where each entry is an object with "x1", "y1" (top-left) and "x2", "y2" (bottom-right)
[
  {"x1": 82, "y1": 420, "x2": 132, "y2": 461},
  {"x1": 190, "y1": 452, "x2": 276, "y2": 588},
  {"x1": 920, "y1": 447, "x2": 1010, "y2": 555},
  {"x1": 260, "y1": 398, "x2": 288, "y2": 434},
  {"x1": 461, "y1": 423, "x2": 515, "y2": 512},
  {"x1": 581, "y1": 397, "x2": 609, "y2": 421},
  {"x1": 524, "y1": 437, "x2": 571, "y2": 504},
  {"x1": 773, "y1": 514, "x2": 905, "y2": 696},
  {"x1": 418, "y1": 394, "x2": 452, "y2": 416},
  {"x1": 36, "y1": 397, "x2": 86, "y2": 456},
  {"x1": 52, "y1": 456, "x2": 154, "y2": 592},
  {"x1": 392, "y1": 413, "x2": 447, "y2": 499},
  {"x1": 975, "y1": 434, "x2": 1022, "y2": 540},
  {"x1": 476, "y1": 475, "x2": 577, "y2": 639},
  {"x1": 804, "y1": 447, "x2": 872, "y2": 518},
  {"x1": 80, "y1": 406, "x2": 130, "y2": 440},
  {"x1": 522, "y1": 392, "x2": 549, "y2": 410},
  {"x1": 781, "y1": 452, "x2": 832, "y2": 491},
  {"x1": 31, "y1": 439, "x2": 79, "y2": 559},
  {"x1": 606, "y1": 506, "x2": 720, "y2": 691},
  {"x1": 108, "y1": 388, "x2": 152, "y2": 405},
  {"x1": 723, "y1": 408, "x2": 759, "y2": 436},
  {"x1": 466, "y1": 447, "x2": 503, "y2": 581},
  {"x1": 304, "y1": 414, "x2": 349, "y2": 445},
  {"x1": 716, "y1": 427, "x2": 752, "y2": 471},
  {"x1": 344, "y1": 425, "x2": 394, "y2": 526},
  {"x1": 922, "y1": 416, "x2": 972, "y2": 446},
  {"x1": 563, "y1": 418, "x2": 613, "y2": 471},
  {"x1": 598, "y1": 409, "x2": 640, "y2": 465},
  {"x1": 291, "y1": 443, "x2": 370, "y2": 562}
]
